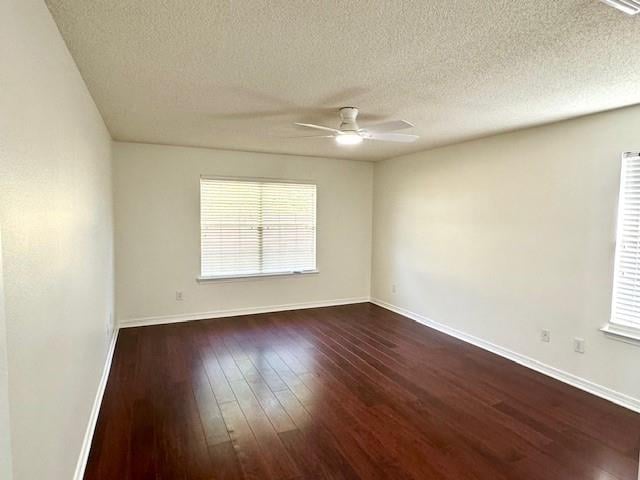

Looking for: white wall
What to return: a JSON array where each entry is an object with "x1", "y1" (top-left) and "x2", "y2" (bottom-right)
[
  {"x1": 0, "y1": 1, "x2": 114, "y2": 479},
  {"x1": 372, "y1": 104, "x2": 640, "y2": 403},
  {"x1": 114, "y1": 142, "x2": 372, "y2": 324},
  {"x1": 0, "y1": 230, "x2": 12, "y2": 480}
]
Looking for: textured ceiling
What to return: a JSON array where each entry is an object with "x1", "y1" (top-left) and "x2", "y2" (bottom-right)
[{"x1": 46, "y1": 0, "x2": 640, "y2": 161}]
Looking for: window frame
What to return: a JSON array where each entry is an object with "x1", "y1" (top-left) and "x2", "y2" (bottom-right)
[
  {"x1": 197, "y1": 175, "x2": 318, "y2": 282},
  {"x1": 602, "y1": 152, "x2": 640, "y2": 346}
]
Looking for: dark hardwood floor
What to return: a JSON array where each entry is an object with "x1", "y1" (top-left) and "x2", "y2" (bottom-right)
[{"x1": 85, "y1": 303, "x2": 640, "y2": 479}]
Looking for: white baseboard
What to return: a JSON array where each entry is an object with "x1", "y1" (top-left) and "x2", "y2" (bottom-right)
[
  {"x1": 370, "y1": 298, "x2": 640, "y2": 414},
  {"x1": 119, "y1": 297, "x2": 370, "y2": 329},
  {"x1": 73, "y1": 329, "x2": 119, "y2": 480}
]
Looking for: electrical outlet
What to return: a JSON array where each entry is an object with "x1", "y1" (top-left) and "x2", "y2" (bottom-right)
[
  {"x1": 176, "y1": 291, "x2": 183, "y2": 301},
  {"x1": 541, "y1": 329, "x2": 551, "y2": 343},
  {"x1": 391, "y1": 284, "x2": 397, "y2": 294},
  {"x1": 574, "y1": 337, "x2": 585, "y2": 354}
]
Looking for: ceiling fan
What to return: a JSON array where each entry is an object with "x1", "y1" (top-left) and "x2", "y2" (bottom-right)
[{"x1": 292, "y1": 107, "x2": 418, "y2": 146}]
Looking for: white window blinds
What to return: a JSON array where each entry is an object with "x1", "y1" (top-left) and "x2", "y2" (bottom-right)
[
  {"x1": 200, "y1": 177, "x2": 317, "y2": 278},
  {"x1": 611, "y1": 153, "x2": 640, "y2": 330}
]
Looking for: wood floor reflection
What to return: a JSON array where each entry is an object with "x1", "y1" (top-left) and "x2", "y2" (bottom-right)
[{"x1": 85, "y1": 303, "x2": 640, "y2": 479}]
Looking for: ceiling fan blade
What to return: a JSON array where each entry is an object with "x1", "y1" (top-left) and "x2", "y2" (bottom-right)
[
  {"x1": 294, "y1": 122, "x2": 342, "y2": 134},
  {"x1": 362, "y1": 120, "x2": 414, "y2": 133},
  {"x1": 366, "y1": 132, "x2": 419, "y2": 143},
  {"x1": 279, "y1": 135, "x2": 335, "y2": 139}
]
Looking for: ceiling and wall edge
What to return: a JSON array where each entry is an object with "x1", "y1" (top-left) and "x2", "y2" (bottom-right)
[{"x1": 107, "y1": 99, "x2": 640, "y2": 166}]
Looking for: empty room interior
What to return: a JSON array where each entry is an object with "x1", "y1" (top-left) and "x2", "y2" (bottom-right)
[{"x1": 3, "y1": 1, "x2": 640, "y2": 479}]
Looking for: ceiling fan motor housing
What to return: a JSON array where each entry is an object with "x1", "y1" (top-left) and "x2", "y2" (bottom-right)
[
  {"x1": 292, "y1": 107, "x2": 418, "y2": 144},
  {"x1": 339, "y1": 106, "x2": 359, "y2": 131}
]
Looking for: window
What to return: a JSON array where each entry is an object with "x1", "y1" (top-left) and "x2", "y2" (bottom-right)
[
  {"x1": 608, "y1": 152, "x2": 640, "y2": 340},
  {"x1": 200, "y1": 177, "x2": 317, "y2": 279}
]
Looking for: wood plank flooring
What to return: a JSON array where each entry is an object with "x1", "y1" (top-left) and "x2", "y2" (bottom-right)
[{"x1": 85, "y1": 303, "x2": 640, "y2": 479}]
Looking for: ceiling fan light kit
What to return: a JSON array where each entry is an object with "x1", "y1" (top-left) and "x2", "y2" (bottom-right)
[
  {"x1": 335, "y1": 132, "x2": 364, "y2": 145},
  {"x1": 293, "y1": 107, "x2": 419, "y2": 147}
]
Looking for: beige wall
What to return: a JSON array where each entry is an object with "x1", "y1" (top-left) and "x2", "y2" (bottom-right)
[
  {"x1": 0, "y1": 230, "x2": 12, "y2": 480},
  {"x1": 114, "y1": 142, "x2": 372, "y2": 324},
  {"x1": 372, "y1": 104, "x2": 640, "y2": 402},
  {"x1": 0, "y1": 1, "x2": 114, "y2": 479}
]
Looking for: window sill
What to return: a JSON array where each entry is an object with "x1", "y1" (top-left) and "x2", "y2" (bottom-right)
[
  {"x1": 600, "y1": 323, "x2": 640, "y2": 347},
  {"x1": 197, "y1": 269, "x2": 319, "y2": 283}
]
